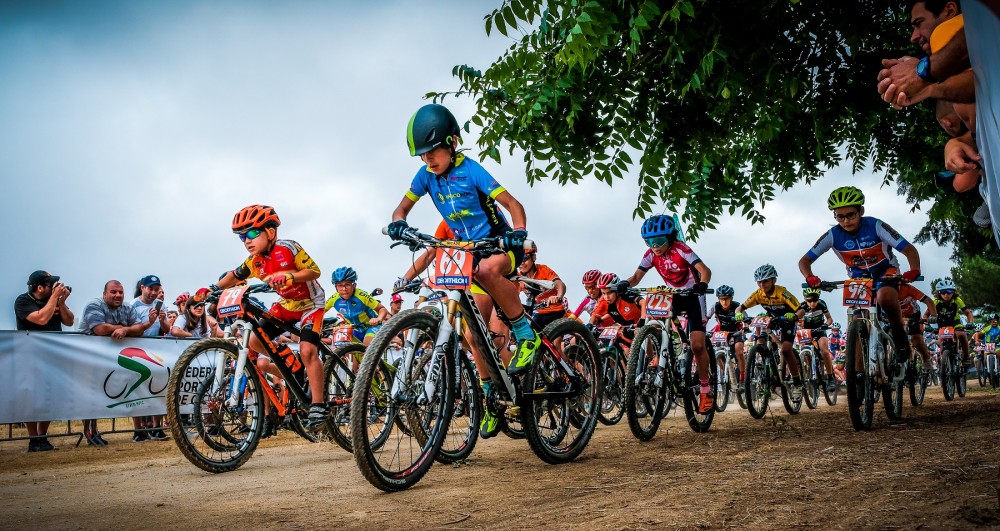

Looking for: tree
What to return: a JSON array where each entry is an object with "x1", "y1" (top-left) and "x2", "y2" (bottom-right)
[
  {"x1": 430, "y1": 0, "x2": 971, "y2": 241},
  {"x1": 952, "y1": 255, "x2": 1000, "y2": 315}
]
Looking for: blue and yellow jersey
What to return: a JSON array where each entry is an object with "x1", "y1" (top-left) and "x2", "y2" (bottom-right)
[
  {"x1": 406, "y1": 154, "x2": 511, "y2": 240},
  {"x1": 980, "y1": 325, "x2": 1000, "y2": 344},
  {"x1": 325, "y1": 289, "x2": 380, "y2": 328},
  {"x1": 806, "y1": 217, "x2": 909, "y2": 278}
]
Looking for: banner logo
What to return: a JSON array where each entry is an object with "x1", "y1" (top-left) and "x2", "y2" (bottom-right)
[{"x1": 103, "y1": 347, "x2": 170, "y2": 409}]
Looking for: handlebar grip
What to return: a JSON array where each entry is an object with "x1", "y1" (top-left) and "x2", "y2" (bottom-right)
[
  {"x1": 522, "y1": 238, "x2": 535, "y2": 251},
  {"x1": 381, "y1": 226, "x2": 389, "y2": 236}
]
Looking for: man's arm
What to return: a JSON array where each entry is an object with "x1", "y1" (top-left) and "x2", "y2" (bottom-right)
[{"x1": 23, "y1": 296, "x2": 59, "y2": 326}]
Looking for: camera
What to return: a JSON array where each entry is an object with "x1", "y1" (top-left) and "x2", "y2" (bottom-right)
[{"x1": 65, "y1": 286, "x2": 72, "y2": 293}]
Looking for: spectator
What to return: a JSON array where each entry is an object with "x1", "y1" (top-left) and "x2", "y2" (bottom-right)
[
  {"x1": 79, "y1": 280, "x2": 156, "y2": 445},
  {"x1": 14, "y1": 270, "x2": 74, "y2": 452},
  {"x1": 129, "y1": 275, "x2": 169, "y2": 442},
  {"x1": 166, "y1": 310, "x2": 179, "y2": 329},
  {"x1": 389, "y1": 293, "x2": 403, "y2": 317},
  {"x1": 170, "y1": 298, "x2": 220, "y2": 338}
]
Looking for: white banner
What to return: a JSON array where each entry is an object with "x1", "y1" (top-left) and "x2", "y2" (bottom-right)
[{"x1": 0, "y1": 331, "x2": 198, "y2": 424}]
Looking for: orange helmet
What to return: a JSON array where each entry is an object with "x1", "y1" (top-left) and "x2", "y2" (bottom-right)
[{"x1": 232, "y1": 204, "x2": 280, "y2": 233}]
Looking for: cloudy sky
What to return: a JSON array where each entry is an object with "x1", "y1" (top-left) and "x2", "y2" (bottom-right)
[{"x1": 0, "y1": 1, "x2": 953, "y2": 330}]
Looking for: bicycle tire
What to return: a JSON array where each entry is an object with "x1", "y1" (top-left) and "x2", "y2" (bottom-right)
[
  {"x1": 978, "y1": 360, "x2": 988, "y2": 387},
  {"x1": 350, "y1": 309, "x2": 454, "y2": 492},
  {"x1": 166, "y1": 338, "x2": 264, "y2": 473},
  {"x1": 957, "y1": 355, "x2": 968, "y2": 397},
  {"x1": 883, "y1": 374, "x2": 904, "y2": 421},
  {"x1": 598, "y1": 347, "x2": 627, "y2": 425},
  {"x1": 520, "y1": 318, "x2": 601, "y2": 464},
  {"x1": 845, "y1": 320, "x2": 874, "y2": 431},
  {"x1": 941, "y1": 348, "x2": 955, "y2": 401},
  {"x1": 821, "y1": 370, "x2": 839, "y2": 406},
  {"x1": 909, "y1": 358, "x2": 927, "y2": 406},
  {"x1": 682, "y1": 349, "x2": 715, "y2": 432},
  {"x1": 624, "y1": 325, "x2": 667, "y2": 440},
  {"x1": 322, "y1": 344, "x2": 361, "y2": 452},
  {"x1": 733, "y1": 353, "x2": 747, "y2": 410},
  {"x1": 801, "y1": 349, "x2": 819, "y2": 410},
  {"x1": 780, "y1": 349, "x2": 803, "y2": 415},
  {"x1": 713, "y1": 350, "x2": 731, "y2": 413},
  {"x1": 436, "y1": 354, "x2": 481, "y2": 464},
  {"x1": 745, "y1": 345, "x2": 770, "y2": 419}
]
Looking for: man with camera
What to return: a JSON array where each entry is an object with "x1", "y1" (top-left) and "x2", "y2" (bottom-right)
[{"x1": 14, "y1": 270, "x2": 75, "y2": 452}]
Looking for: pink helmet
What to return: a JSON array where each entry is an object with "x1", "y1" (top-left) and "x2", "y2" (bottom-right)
[
  {"x1": 582, "y1": 269, "x2": 602, "y2": 286},
  {"x1": 597, "y1": 273, "x2": 620, "y2": 289}
]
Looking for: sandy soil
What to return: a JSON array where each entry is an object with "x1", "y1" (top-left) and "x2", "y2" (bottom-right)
[{"x1": 2, "y1": 387, "x2": 998, "y2": 530}]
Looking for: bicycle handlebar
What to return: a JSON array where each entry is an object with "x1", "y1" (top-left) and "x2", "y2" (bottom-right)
[
  {"x1": 801, "y1": 275, "x2": 925, "y2": 291},
  {"x1": 381, "y1": 225, "x2": 535, "y2": 254},
  {"x1": 634, "y1": 286, "x2": 715, "y2": 296}
]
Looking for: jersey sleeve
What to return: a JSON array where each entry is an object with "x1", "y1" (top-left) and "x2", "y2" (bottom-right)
[
  {"x1": 637, "y1": 249, "x2": 655, "y2": 272},
  {"x1": 673, "y1": 242, "x2": 702, "y2": 266},
  {"x1": 405, "y1": 170, "x2": 429, "y2": 202},
  {"x1": 536, "y1": 264, "x2": 560, "y2": 282},
  {"x1": 277, "y1": 240, "x2": 321, "y2": 275},
  {"x1": 956, "y1": 297, "x2": 967, "y2": 310},
  {"x1": 469, "y1": 162, "x2": 506, "y2": 200},
  {"x1": 324, "y1": 294, "x2": 339, "y2": 312},
  {"x1": 875, "y1": 220, "x2": 910, "y2": 251},
  {"x1": 356, "y1": 290, "x2": 380, "y2": 311},
  {"x1": 741, "y1": 291, "x2": 760, "y2": 309},
  {"x1": 592, "y1": 299, "x2": 609, "y2": 317},
  {"x1": 805, "y1": 229, "x2": 835, "y2": 261},
  {"x1": 233, "y1": 258, "x2": 255, "y2": 281},
  {"x1": 782, "y1": 290, "x2": 801, "y2": 310}
]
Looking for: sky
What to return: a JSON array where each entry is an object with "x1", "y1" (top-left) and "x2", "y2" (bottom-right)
[{"x1": 0, "y1": 0, "x2": 955, "y2": 330}]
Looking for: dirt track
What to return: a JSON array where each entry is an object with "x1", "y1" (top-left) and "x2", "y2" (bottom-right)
[{"x1": 2, "y1": 387, "x2": 999, "y2": 530}]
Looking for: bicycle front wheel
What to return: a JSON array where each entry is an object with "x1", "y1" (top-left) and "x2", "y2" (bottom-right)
[
  {"x1": 845, "y1": 320, "x2": 875, "y2": 431},
  {"x1": 745, "y1": 345, "x2": 771, "y2": 419},
  {"x1": 779, "y1": 349, "x2": 803, "y2": 415},
  {"x1": 625, "y1": 325, "x2": 667, "y2": 440},
  {"x1": 322, "y1": 344, "x2": 362, "y2": 452},
  {"x1": 520, "y1": 318, "x2": 601, "y2": 464},
  {"x1": 351, "y1": 309, "x2": 454, "y2": 492},
  {"x1": 940, "y1": 348, "x2": 955, "y2": 401},
  {"x1": 436, "y1": 354, "x2": 481, "y2": 464},
  {"x1": 713, "y1": 352, "x2": 731, "y2": 413},
  {"x1": 801, "y1": 349, "x2": 819, "y2": 409},
  {"x1": 166, "y1": 338, "x2": 264, "y2": 473}
]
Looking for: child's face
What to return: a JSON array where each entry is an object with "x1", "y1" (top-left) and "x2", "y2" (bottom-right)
[
  {"x1": 584, "y1": 285, "x2": 600, "y2": 299},
  {"x1": 420, "y1": 145, "x2": 453, "y2": 175},
  {"x1": 601, "y1": 289, "x2": 617, "y2": 303},
  {"x1": 833, "y1": 206, "x2": 863, "y2": 232},
  {"x1": 336, "y1": 281, "x2": 356, "y2": 299},
  {"x1": 757, "y1": 278, "x2": 776, "y2": 293},
  {"x1": 242, "y1": 227, "x2": 273, "y2": 255},
  {"x1": 718, "y1": 297, "x2": 732, "y2": 309}
]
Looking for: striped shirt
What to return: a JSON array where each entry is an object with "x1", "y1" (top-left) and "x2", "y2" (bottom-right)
[{"x1": 80, "y1": 299, "x2": 141, "y2": 334}]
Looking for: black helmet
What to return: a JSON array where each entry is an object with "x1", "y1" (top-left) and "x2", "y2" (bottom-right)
[{"x1": 407, "y1": 104, "x2": 461, "y2": 156}]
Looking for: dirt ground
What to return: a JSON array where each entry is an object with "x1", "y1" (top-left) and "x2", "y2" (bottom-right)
[{"x1": 2, "y1": 386, "x2": 999, "y2": 530}]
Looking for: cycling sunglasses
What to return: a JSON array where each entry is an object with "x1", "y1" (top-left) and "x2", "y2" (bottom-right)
[
  {"x1": 939, "y1": 289, "x2": 955, "y2": 295},
  {"x1": 644, "y1": 235, "x2": 669, "y2": 248},
  {"x1": 805, "y1": 297, "x2": 820, "y2": 303},
  {"x1": 238, "y1": 228, "x2": 264, "y2": 242}
]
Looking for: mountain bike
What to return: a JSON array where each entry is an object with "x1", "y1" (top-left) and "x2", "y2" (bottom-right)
[
  {"x1": 810, "y1": 276, "x2": 918, "y2": 431},
  {"x1": 624, "y1": 286, "x2": 717, "y2": 441},
  {"x1": 165, "y1": 284, "x2": 366, "y2": 472},
  {"x1": 936, "y1": 326, "x2": 966, "y2": 401},
  {"x1": 709, "y1": 331, "x2": 741, "y2": 411},
  {"x1": 982, "y1": 343, "x2": 1000, "y2": 389},
  {"x1": 796, "y1": 327, "x2": 837, "y2": 409},
  {"x1": 350, "y1": 229, "x2": 601, "y2": 492},
  {"x1": 594, "y1": 324, "x2": 631, "y2": 425},
  {"x1": 743, "y1": 315, "x2": 803, "y2": 419}
]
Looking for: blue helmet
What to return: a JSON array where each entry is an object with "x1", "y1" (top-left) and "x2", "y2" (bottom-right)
[
  {"x1": 331, "y1": 267, "x2": 358, "y2": 284},
  {"x1": 716, "y1": 285, "x2": 735, "y2": 297},
  {"x1": 640, "y1": 215, "x2": 677, "y2": 239}
]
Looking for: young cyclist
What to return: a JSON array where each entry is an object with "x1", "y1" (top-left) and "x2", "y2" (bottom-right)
[
  {"x1": 734, "y1": 264, "x2": 806, "y2": 401},
  {"x1": 929, "y1": 278, "x2": 975, "y2": 369},
  {"x1": 325, "y1": 267, "x2": 390, "y2": 348},
  {"x1": 573, "y1": 269, "x2": 603, "y2": 321},
  {"x1": 706, "y1": 285, "x2": 747, "y2": 391},
  {"x1": 977, "y1": 316, "x2": 1000, "y2": 367},
  {"x1": 211, "y1": 205, "x2": 328, "y2": 428},
  {"x1": 588, "y1": 273, "x2": 642, "y2": 353},
  {"x1": 897, "y1": 283, "x2": 938, "y2": 375},
  {"x1": 620, "y1": 214, "x2": 714, "y2": 413},
  {"x1": 516, "y1": 243, "x2": 568, "y2": 329},
  {"x1": 388, "y1": 104, "x2": 534, "y2": 439},
  {"x1": 799, "y1": 288, "x2": 837, "y2": 392},
  {"x1": 799, "y1": 186, "x2": 922, "y2": 369}
]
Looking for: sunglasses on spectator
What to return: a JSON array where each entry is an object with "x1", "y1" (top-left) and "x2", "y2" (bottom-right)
[
  {"x1": 191, "y1": 302, "x2": 206, "y2": 309},
  {"x1": 940, "y1": 289, "x2": 955, "y2": 295},
  {"x1": 644, "y1": 236, "x2": 669, "y2": 248},
  {"x1": 238, "y1": 228, "x2": 264, "y2": 242},
  {"x1": 833, "y1": 211, "x2": 859, "y2": 222}
]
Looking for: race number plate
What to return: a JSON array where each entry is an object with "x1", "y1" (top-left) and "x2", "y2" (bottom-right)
[
  {"x1": 431, "y1": 248, "x2": 473, "y2": 290},
  {"x1": 216, "y1": 286, "x2": 249, "y2": 318},
  {"x1": 939, "y1": 326, "x2": 955, "y2": 340},
  {"x1": 711, "y1": 331, "x2": 729, "y2": 345},
  {"x1": 843, "y1": 279, "x2": 874, "y2": 307},
  {"x1": 750, "y1": 315, "x2": 771, "y2": 329},
  {"x1": 643, "y1": 291, "x2": 672, "y2": 318},
  {"x1": 332, "y1": 326, "x2": 354, "y2": 345},
  {"x1": 599, "y1": 326, "x2": 620, "y2": 340},
  {"x1": 795, "y1": 328, "x2": 813, "y2": 345}
]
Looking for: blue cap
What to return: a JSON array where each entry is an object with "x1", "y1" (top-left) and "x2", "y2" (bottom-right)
[{"x1": 140, "y1": 275, "x2": 162, "y2": 287}]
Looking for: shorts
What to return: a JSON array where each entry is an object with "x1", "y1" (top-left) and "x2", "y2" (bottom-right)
[
  {"x1": 905, "y1": 315, "x2": 923, "y2": 336},
  {"x1": 672, "y1": 293, "x2": 707, "y2": 334},
  {"x1": 850, "y1": 265, "x2": 900, "y2": 292},
  {"x1": 716, "y1": 330, "x2": 746, "y2": 345},
  {"x1": 768, "y1": 318, "x2": 795, "y2": 344},
  {"x1": 470, "y1": 249, "x2": 523, "y2": 296},
  {"x1": 809, "y1": 328, "x2": 827, "y2": 340},
  {"x1": 532, "y1": 311, "x2": 563, "y2": 330},
  {"x1": 262, "y1": 303, "x2": 324, "y2": 346},
  {"x1": 352, "y1": 324, "x2": 382, "y2": 342}
]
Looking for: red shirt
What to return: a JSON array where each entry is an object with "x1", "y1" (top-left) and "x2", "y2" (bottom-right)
[{"x1": 637, "y1": 242, "x2": 702, "y2": 288}]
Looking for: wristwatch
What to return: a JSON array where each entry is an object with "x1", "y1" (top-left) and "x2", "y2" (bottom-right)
[{"x1": 916, "y1": 56, "x2": 940, "y2": 83}]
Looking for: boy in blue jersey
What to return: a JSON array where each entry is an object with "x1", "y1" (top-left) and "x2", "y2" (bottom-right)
[
  {"x1": 798, "y1": 186, "x2": 922, "y2": 366},
  {"x1": 324, "y1": 266, "x2": 389, "y2": 348},
  {"x1": 387, "y1": 104, "x2": 535, "y2": 439}
]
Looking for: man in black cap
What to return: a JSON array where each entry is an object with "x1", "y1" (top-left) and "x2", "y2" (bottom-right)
[{"x1": 14, "y1": 270, "x2": 75, "y2": 452}]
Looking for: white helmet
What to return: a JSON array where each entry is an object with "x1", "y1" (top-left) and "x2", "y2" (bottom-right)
[
  {"x1": 935, "y1": 278, "x2": 956, "y2": 292},
  {"x1": 754, "y1": 264, "x2": 778, "y2": 282}
]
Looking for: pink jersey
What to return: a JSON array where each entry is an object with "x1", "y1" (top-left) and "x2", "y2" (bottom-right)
[{"x1": 637, "y1": 242, "x2": 702, "y2": 289}]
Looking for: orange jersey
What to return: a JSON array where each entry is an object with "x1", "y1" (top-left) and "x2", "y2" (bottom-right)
[
  {"x1": 521, "y1": 264, "x2": 565, "y2": 314},
  {"x1": 593, "y1": 297, "x2": 642, "y2": 326},
  {"x1": 234, "y1": 239, "x2": 324, "y2": 312},
  {"x1": 898, "y1": 283, "x2": 928, "y2": 318}
]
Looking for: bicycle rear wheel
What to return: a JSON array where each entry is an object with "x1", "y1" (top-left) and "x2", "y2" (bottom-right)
[
  {"x1": 166, "y1": 338, "x2": 264, "y2": 473},
  {"x1": 801, "y1": 349, "x2": 819, "y2": 409},
  {"x1": 682, "y1": 350, "x2": 715, "y2": 432},
  {"x1": 745, "y1": 345, "x2": 770, "y2": 419},
  {"x1": 597, "y1": 347, "x2": 627, "y2": 425},
  {"x1": 713, "y1": 351, "x2": 731, "y2": 413},
  {"x1": 436, "y1": 355, "x2": 481, "y2": 464},
  {"x1": 351, "y1": 309, "x2": 454, "y2": 492},
  {"x1": 520, "y1": 318, "x2": 601, "y2": 464},
  {"x1": 322, "y1": 345, "x2": 361, "y2": 452},
  {"x1": 625, "y1": 325, "x2": 667, "y2": 440},
  {"x1": 845, "y1": 320, "x2": 875, "y2": 431}
]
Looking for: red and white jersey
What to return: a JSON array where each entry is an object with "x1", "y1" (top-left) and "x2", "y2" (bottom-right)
[{"x1": 637, "y1": 242, "x2": 702, "y2": 289}]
